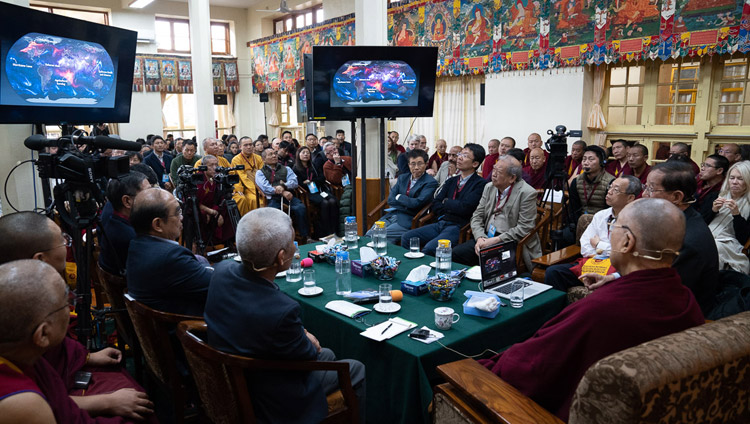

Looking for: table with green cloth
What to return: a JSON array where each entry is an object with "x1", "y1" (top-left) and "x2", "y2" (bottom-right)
[{"x1": 277, "y1": 239, "x2": 567, "y2": 424}]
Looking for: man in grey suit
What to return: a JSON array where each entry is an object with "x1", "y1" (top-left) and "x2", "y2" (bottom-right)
[{"x1": 453, "y1": 155, "x2": 541, "y2": 269}]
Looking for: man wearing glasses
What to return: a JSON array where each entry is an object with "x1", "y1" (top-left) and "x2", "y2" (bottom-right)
[
  {"x1": 127, "y1": 188, "x2": 213, "y2": 317},
  {"x1": 583, "y1": 162, "x2": 719, "y2": 316},
  {"x1": 718, "y1": 143, "x2": 742, "y2": 167},
  {"x1": 435, "y1": 145, "x2": 463, "y2": 187},
  {"x1": 0, "y1": 213, "x2": 154, "y2": 421},
  {"x1": 545, "y1": 175, "x2": 642, "y2": 291},
  {"x1": 479, "y1": 198, "x2": 704, "y2": 422},
  {"x1": 695, "y1": 154, "x2": 729, "y2": 223}
]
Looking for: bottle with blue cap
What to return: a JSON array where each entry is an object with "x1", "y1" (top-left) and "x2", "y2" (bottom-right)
[
  {"x1": 335, "y1": 251, "x2": 352, "y2": 295},
  {"x1": 344, "y1": 216, "x2": 358, "y2": 249}
]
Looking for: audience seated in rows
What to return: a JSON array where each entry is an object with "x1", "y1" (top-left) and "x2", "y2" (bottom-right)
[
  {"x1": 367, "y1": 149, "x2": 437, "y2": 244},
  {"x1": 293, "y1": 145, "x2": 340, "y2": 238},
  {"x1": 98, "y1": 172, "x2": 151, "y2": 275},
  {"x1": 255, "y1": 148, "x2": 310, "y2": 241},
  {"x1": 403, "y1": 144, "x2": 486, "y2": 256},
  {"x1": 545, "y1": 175, "x2": 642, "y2": 291},
  {"x1": 522, "y1": 147, "x2": 547, "y2": 190},
  {"x1": 695, "y1": 154, "x2": 729, "y2": 223},
  {"x1": 479, "y1": 198, "x2": 704, "y2": 422},
  {"x1": 143, "y1": 135, "x2": 173, "y2": 190},
  {"x1": 0, "y1": 213, "x2": 154, "y2": 422},
  {"x1": 522, "y1": 133, "x2": 548, "y2": 167},
  {"x1": 231, "y1": 136, "x2": 265, "y2": 215},
  {"x1": 127, "y1": 188, "x2": 213, "y2": 316},
  {"x1": 453, "y1": 155, "x2": 541, "y2": 269},
  {"x1": 708, "y1": 161, "x2": 750, "y2": 274},
  {"x1": 569, "y1": 145, "x2": 615, "y2": 223},
  {"x1": 205, "y1": 208, "x2": 366, "y2": 423}
]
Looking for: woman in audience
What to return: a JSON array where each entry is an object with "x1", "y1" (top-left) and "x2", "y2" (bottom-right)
[
  {"x1": 293, "y1": 146, "x2": 339, "y2": 238},
  {"x1": 709, "y1": 161, "x2": 750, "y2": 273},
  {"x1": 253, "y1": 139, "x2": 265, "y2": 155},
  {"x1": 226, "y1": 140, "x2": 239, "y2": 161}
]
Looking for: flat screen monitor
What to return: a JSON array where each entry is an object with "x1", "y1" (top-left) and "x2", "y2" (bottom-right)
[
  {"x1": 310, "y1": 46, "x2": 437, "y2": 120},
  {"x1": 296, "y1": 79, "x2": 308, "y2": 122},
  {"x1": 0, "y1": 2, "x2": 137, "y2": 124}
]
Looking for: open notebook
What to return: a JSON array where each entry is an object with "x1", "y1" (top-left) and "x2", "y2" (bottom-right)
[{"x1": 360, "y1": 317, "x2": 417, "y2": 342}]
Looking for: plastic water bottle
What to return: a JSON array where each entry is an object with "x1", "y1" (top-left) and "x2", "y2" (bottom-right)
[
  {"x1": 345, "y1": 216, "x2": 358, "y2": 250},
  {"x1": 435, "y1": 239, "x2": 452, "y2": 276},
  {"x1": 286, "y1": 241, "x2": 302, "y2": 282},
  {"x1": 373, "y1": 221, "x2": 387, "y2": 256},
  {"x1": 335, "y1": 251, "x2": 352, "y2": 295}
]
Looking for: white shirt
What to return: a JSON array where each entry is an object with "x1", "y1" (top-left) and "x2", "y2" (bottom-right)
[{"x1": 579, "y1": 206, "x2": 614, "y2": 257}]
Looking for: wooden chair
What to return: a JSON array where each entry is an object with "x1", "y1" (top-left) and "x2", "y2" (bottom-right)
[
  {"x1": 530, "y1": 214, "x2": 595, "y2": 282},
  {"x1": 366, "y1": 199, "x2": 433, "y2": 235},
  {"x1": 95, "y1": 264, "x2": 143, "y2": 383},
  {"x1": 434, "y1": 311, "x2": 750, "y2": 424},
  {"x1": 176, "y1": 320, "x2": 359, "y2": 424},
  {"x1": 123, "y1": 294, "x2": 201, "y2": 424},
  {"x1": 295, "y1": 186, "x2": 319, "y2": 238}
]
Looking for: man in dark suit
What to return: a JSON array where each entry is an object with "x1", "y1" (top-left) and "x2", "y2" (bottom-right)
[
  {"x1": 143, "y1": 135, "x2": 174, "y2": 190},
  {"x1": 98, "y1": 171, "x2": 150, "y2": 275},
  {"x1": 369, "y1": 149, "x2": 438, "y2": 244},
  {"x1": 402, "y1": 143, "x2": 487, "y2": 256},
  {"x1": 205, "y1": 208, "x2": 365, "y2": 424},
  {"x1": 397, "y1": 135, "x2": 420, "y2": 176},
  {"x1": 126, "y1": 188, "x2": 212, "y2": 316}
]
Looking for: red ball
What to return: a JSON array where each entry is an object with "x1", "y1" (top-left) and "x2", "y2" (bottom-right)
[{"x1": 301, "y1": 258, "x2": 314, "y2": 268}]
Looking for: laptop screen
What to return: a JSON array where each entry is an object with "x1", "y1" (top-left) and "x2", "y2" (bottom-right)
[{"x1": 479, "y1": 241, "x2": 518, "y2": 290}]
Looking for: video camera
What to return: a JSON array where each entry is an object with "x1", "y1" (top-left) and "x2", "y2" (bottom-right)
[
  {"x1": 545, "y1": 125, "x2": 582, "y2": 180},
  {"x1": 176, "y1": 164, "x2": 207, "y2": 186},
  {"x1": 214, "y1": 165, "x2": 244, "y2": 187}
]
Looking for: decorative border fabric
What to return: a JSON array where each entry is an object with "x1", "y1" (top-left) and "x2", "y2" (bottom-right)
[
  {"x1": 246, "y1": 0, "x2": 750, "y2": 93},
  {"x1": 131, "y1": 55, "x2": 239, "y2": 94}
]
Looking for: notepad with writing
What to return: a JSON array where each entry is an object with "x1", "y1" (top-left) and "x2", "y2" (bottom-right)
[
  {"x1": 325, "y1": 300, "x2": 371, "y2": 319},
  {"x1": 360, "y1": 317, "x2": 417, "y2": 342}
]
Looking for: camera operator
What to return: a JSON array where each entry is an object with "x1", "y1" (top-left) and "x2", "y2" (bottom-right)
[{"x1": 196, "y1": 155, "x2": 232, "y2": 245}]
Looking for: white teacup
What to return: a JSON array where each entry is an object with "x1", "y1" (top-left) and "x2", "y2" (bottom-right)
[{"x1": 434, "y1": 307, "x2": 460, "y2": 330}]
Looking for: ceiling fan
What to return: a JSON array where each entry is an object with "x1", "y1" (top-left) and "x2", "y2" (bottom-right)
[{"x1": 257, "y1": 0, "x2": 292, "y2": 13}]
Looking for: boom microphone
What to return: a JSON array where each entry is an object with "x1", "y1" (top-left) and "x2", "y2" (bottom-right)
[
  {"x1": 72, "y1": 135, "x2": 142, "y2": 151},
  {"x1": 24, "y1": 134, "x2": 63, "y2": 151}
]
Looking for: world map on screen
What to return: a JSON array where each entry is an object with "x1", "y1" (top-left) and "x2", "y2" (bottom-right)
[{"x1": 333, "y1": 60, "x2": 417, "y2": 105}]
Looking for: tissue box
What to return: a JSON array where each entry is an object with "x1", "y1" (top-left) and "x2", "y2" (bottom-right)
[
  {"x1": 351, "y1": 260, "x2": 372, "y2": 278},
  {"x1": 400, "y1": 280, "x2": 428, "y2": 296},
  {"x1": 463, "y1": 293, "x2": 501, "y2": 319}
]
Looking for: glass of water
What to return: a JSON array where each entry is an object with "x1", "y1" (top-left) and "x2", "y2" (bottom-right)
[
  {"x1": 509, "y1": 280, "x2": 524, "y2": 308},
  {"x1": 410, "y1": 237, "x2": 420, "y2": 255},
  {"x1": 303, "y1": 269, "x2": 316, "y2": 293},
  {"x1": 379, "y1": 283, "x2": 392, "y2": 305}
]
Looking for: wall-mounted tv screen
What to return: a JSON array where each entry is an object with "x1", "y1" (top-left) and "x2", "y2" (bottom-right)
[
  {"x1": 311, "y1": 46, "x2": 437, "y2": 120},
  {"x1": 0, "y1": 2, "x2": 137, "y2": 124}
]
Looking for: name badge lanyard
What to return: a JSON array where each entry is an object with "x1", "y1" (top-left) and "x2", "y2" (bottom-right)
[
  {"x1": 452, "y1": 176, "x2": 466, "y2": 200},
  {"x1": 582, "y1": 178, "x2": 599, "y2": 206},
  {"x1": 493, "y1": 183, "x2": 514, "y2": 217}
]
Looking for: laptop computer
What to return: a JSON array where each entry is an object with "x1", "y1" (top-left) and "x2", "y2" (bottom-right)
[{"x1": 478, "y1": 241, "x2": 553, "y2": 300}]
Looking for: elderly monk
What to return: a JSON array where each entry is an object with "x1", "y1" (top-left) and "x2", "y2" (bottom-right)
[
  {"x1": 0, "y1": 260, "x2": 156, "y2": 423},
  {"x1": 195, "y1": 137, "x2": 230, "y2": 168},
  {"x1": 205, "y1": 208, "x2": 366, "y2": 423},
  {"x1": 453, "y1": 155, "x2": 541, "y2": 269},
  {"x1": 522, "y1": 147, "x2": 547, "y2": 189},
  {"x1": 479, "y1": 198, "x2": 704, "y2": 422},
  {"x1": 231, "y1": 136, "x2": 265, "y2": 214},
  {"x1": 522, "y1": 133, "x2": 548, "y2": 167}
]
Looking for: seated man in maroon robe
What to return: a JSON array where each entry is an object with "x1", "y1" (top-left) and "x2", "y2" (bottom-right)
[
  {"x1": 196, "y1": 155, "x2": 232, "y2": 245},
  {"x1": 522, "y1": 147, "x2": 548, "y2": 189},
  {"x1": 0, "y1": 212, "x2": 154, "y2": 422},
  {"x1": 478, "y1": 198, "x2": 704, "y2": 421},
  {"x1": 0, "y1": 260, "x2": 154, "y2": 423}
]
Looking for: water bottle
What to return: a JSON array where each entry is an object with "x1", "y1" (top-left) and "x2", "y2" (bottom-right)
[
  {"x1": 435, "y1": 239, "x2": 452, "y2": 276},
  {"x1": 345, "y1": 216, "x2": 358, "y2": 250},
  {"x1": 286, "y1": 241, "x2": 302, "y2": 282},
  {"x1": 373, "y1": 220, "x2": 387, "y2": 256},
  {"x1": 335, "y1": 251, "x2": 352, "y2": 295}
]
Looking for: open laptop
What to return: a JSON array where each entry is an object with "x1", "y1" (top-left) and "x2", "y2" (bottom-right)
[{"x1": 479, "y1": 241, "x2": 552, "y2": 300}]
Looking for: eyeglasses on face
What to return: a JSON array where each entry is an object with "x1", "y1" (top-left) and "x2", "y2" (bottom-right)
[
  {"x1": 700, "y1": 162, "x2": 717, "y2": 169},
  {"x1": 644, "y1": 185, "x2": 667, "y2": 194},
  {"x1": 607, "y1": 185, "x2": 623, "y2": 195}
]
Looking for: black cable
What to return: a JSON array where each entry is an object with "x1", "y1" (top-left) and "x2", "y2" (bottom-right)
[{"x1": 3, "y1": 159, "x2": 35, "y2": 213}]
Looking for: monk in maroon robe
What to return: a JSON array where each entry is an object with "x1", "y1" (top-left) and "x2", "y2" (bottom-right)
[
  {"x1": 522, "y1": 147, "x2": 548, "y2": 189},
  {"x1": 478, "y1": 198, "x2": 704, "y2": 421}
]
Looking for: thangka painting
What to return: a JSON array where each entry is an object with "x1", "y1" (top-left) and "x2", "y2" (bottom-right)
[
  {"x1": 249, "y1": 14, "x2": 356, "y2": 93},
  {"x1": 135, "y1": 55, "x2": 238, "y2": 93},
  {"x1": 550, "y1": 0, "x2": 596, "y2": 48},
  {"x1": 178, "y1": 60, "x2": 192, "y2": 93},
  {"x1": 160, "y1": 59, "x2": 177, "y2": 92},
  {"x1": 133, "y1": 57, "x2": 143, "y2": 92},
  {"x1": 144, "y1": 59, "x2": 160, "y2": 92},
  {"x1": 502, "y1": 0, "x2": 542, "y2": 51}
]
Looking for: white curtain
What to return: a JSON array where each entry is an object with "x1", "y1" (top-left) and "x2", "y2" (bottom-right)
[
  {"x1": 391, "y1": 75, "x2": 485, "y2": 149},
  {"x1": 587, "y1": 67, "x2": 607, "y2": 146},
  {"x1": 267, "y1": 92, "x2": 280, "y2": 127}
]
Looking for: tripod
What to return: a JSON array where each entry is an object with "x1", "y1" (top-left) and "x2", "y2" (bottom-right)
[
  {"x1": 538, "y1": 169, "x2": 573, "y2": 252},
  {"x1": 178, "y1": 184, "x2": 206, "y2": 256}
]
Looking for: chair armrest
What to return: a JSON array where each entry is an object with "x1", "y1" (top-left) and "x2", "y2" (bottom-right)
[
  {"x1": 411, "y1": 203, "x2": 432, "y2": 228},
  {"x1": 532, "y1": 246, "x2": 581, "y2": 267},
  {"x1": 437, "y1": 359, "x2": 563, "y2": 424},
  {"x1": 459, "y1": 224, "x2": 472, "y2": 244},
  {"x1": 418, "y1": 212, "x2": 435, "y2": 226},
  {"x1": 367, "y1": 198, "x2": 388, "y2": 220}
]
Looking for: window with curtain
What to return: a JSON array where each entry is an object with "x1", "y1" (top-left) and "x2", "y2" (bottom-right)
[{"x1": 162, "y1": 92, "x2": 234, "y2": 139}]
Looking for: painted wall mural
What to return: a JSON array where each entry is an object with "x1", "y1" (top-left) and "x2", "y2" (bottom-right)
[
  {"x1": 132, "y1": 55, "x2": 239, "y2": 94},
  {"x1": 246, "y1": 0, "x2": 750, "y2": 93}
]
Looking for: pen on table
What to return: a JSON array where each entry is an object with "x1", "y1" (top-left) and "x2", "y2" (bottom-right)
[{"x1": 380, "y1": 322, "x2": 393, "y2": 335}]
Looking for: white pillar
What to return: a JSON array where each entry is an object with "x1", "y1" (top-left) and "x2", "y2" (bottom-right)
[
  {"x1": 188, "y1": 0, "x2": 215, "y2": 151},
  {"x1": 354, "y1": 0, "x2": 387, "y2": 179}
]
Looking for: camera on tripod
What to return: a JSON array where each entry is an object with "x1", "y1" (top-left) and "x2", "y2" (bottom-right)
[
  {"x1": 214, "y1": 165, "x2": 244, "y2": 187},
  {"x1": 176, "y1": 164, "x2": 207, "y2": 188},
  {"x1": 545, "y1": 125, "x2": 582, "y2": 181}
]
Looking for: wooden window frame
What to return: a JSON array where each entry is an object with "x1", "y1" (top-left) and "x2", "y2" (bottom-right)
[
  {"x1": 273, "y1": 4, "x2": 323, "y2": 35},
  {"x1": 211, "y1": 22, "x2": 231, "y2": 56},
  {"x1": 30, "y1": 3, "x2": 109, "y2": 25},
  {"x1": 156, "y1": 17, "x2": 232, "y2": 55}
]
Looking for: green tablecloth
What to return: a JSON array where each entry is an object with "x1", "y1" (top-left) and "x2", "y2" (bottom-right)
[{"x1": 277, "y1": 238, "x2": 566, "y2": 424}]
